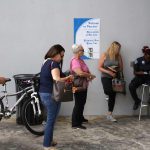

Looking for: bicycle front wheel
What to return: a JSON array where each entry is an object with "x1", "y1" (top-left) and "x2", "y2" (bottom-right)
[{"x1": 22, "y1": 98, "x2": 46, "y2": 136}]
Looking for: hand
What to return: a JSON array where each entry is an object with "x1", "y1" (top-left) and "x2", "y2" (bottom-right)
[
  {"x1": 108, "y1": 71, "x2": 116, "y2": 78},
  {"x1": 107, "y1": 66, "x2": 117, "y2": 73},
  {"x1": 72, "y1": 87, "x2": 78, "y2": 93},
  {"x1": 89, "y1": 74, "x2": 96, "y2": 81},
  {"x1": 66, "y1": 75, "x2": 74, "y2": 82},
  {"x1": 91, "y1": 74, "x2": 96, "y2": 79}
]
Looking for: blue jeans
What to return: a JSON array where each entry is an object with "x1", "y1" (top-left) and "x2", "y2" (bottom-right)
[{"x1": 39, "y1": 92, "x2": 61, "y2": 147}]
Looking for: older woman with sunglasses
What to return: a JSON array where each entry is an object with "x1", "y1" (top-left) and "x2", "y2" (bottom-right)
[{"x1": 70, "y1": 44, "x2": 96, "y2": 129}]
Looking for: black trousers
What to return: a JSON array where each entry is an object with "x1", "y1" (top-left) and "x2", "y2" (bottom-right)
[
  {"x1": 101, "y1": 77, "x2": 116, "y2": 112},
  {"x1": 129, "y1": 76, "x2": 150, "y2": 103},
  {"x1": 72, "y1": 90, "x2": 87, "y2": 127}
]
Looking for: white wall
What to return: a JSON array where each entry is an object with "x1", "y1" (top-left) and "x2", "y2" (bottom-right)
[{"x1": 0, "y1": 0, "x2": 150, "y2": 116}]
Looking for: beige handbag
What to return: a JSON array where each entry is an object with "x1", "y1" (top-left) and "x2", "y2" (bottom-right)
[{"x1": 112, "y1": 71, "x2": 126, "y2": 94}]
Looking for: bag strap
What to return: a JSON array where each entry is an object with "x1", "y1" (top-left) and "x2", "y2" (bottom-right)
[
  {"x1": 113, "y1": 71, "x2": 124, "y2": 81},
  {"x1": 119, "y1": 71, "x2": 124, "y2": 79},
  {"x1": 42, "y1": 58, "x2": 51, "y2": 65}
]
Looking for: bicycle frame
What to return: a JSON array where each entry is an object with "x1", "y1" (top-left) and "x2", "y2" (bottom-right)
[
  {"x1": 0, "y1": 83, "x2": 35, "y2": 117},
  {"x1": 0, "y1": 75, "x2": 45, "y2": 136},
  {"x1": 8, "y1": 87, "x2": 33, "y2": 113},
  {"x1": 30, "y1": 92, "x2": 42, "y2": 115}
]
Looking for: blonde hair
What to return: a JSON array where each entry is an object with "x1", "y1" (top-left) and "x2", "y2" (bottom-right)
[{"x1": 105, "y1": 41, "x2": 121, "y2": 60}]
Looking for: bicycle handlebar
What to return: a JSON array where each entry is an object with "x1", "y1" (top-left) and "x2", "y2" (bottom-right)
[{"x1": 34, "y1": 72, "x2": 40, "y2": 77}]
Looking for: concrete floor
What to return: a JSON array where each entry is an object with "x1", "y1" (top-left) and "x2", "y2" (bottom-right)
[{"x1": 0, "y1": 116, "x2": 150, "y2": 150}]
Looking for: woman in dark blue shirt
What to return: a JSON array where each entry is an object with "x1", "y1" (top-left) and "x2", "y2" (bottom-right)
[{"x1": 39, "y1": 44, "x2": 73, "y2": 150}]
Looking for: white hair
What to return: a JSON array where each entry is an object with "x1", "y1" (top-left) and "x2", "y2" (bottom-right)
[{"x1": 72, "y1": 44, "x2": 83, "y2": 53}]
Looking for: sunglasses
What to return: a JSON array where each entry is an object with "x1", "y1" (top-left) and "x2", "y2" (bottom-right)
[
  {"x1": 61, "y1": 54, "x2": 64, "y2": 58},
  {"x1": 79, "y1": 49, "x2": 84, "y2": 52}
]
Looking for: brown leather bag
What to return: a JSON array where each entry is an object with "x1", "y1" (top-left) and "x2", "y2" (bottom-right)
[
  {"x1": 70, "y1": 58, "x2": 88, "y2": 92},
  {"x1": 52, "y1": 80, "x2": 73, "y2": 102},
  {"x1": 73, "y1": 75, "x2": 88, "y2": 92}
]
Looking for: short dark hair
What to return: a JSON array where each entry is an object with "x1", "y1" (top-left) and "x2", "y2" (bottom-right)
[{"x1": 44, "y1": 44, "x2": 65, "y2": 59}]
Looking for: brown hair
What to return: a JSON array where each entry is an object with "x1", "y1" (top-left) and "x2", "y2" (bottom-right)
[
  {"x1": 44, "y1": 44, "x2": 65, "y2": 59},
  {"x1": 44, "y1": 44, "x2": 65, "y2": 69}
]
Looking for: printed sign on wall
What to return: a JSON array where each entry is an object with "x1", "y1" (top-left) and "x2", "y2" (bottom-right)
[{"x1": 74, "y1": 18, "x2": 100, "y2": 59}]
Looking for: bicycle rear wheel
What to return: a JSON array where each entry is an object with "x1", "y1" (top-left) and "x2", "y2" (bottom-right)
[
  {"x1": 0, "y1": 99, "x2": 4, "y2": 121},
  {"x1": 22, "y1": 97, "x2": 46, "y2": 136}
]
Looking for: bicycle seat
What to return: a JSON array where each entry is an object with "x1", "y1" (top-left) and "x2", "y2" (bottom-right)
[
  {"x1": 5, "y1": 78, "x2": 11, "y2": 82},
  {"x1": 1, "y1": 78, "x2": 11, "y2": 86},
  {"x1": 0, "y1": 78, "x2": 11, "y2": 83}
]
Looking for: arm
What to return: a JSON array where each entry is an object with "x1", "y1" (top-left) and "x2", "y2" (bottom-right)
[
  {"x1": 71, "y1": 58, "x2": 95, "y2": 79},
  {"x1": 73, "y1": 68, "x2": 95, "y2": 79},
  {"x1": 51, "y1": 68, "x2": 73, "y2": 82},
  {"x1": 118, "y1": 54, "x2": 123, "y2": 71},
  {"x1": 134, "y1": 71, "x2": 145, "y2": 75},
  {"x1": 98, "y1": 53, "x2": 116, "y2": 78},
  {"x1": 134, "y1": 67, "x2": 145, "y2": 75}
]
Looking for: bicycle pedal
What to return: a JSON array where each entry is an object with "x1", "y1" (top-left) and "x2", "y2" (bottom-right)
[
  {"x1": 0, "y1": 112, "x2": 3, "y2": 116},
  {"x1": 4, "y1": 111, "x2": 11, "y2": 118}
]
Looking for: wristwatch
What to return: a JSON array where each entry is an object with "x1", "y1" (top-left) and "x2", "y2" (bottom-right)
[{"x1": 144, "y1": 72, "x2": 148, "y2": 75}]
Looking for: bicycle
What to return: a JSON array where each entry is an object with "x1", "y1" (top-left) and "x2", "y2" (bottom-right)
[{"x1": 0, "y1": 74, "x2": 46, "y2": 136}]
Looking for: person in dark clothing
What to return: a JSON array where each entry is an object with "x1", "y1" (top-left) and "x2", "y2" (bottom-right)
[{"x1": 129, "y1": 46, "x2": 150, "y2": 110}]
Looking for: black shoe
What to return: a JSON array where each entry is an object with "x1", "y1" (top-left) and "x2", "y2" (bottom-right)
[
  {"x1": 72, "y1": 125, "x2": 87, "y2": 129},
  {"x1": 133, "y1": 102, "x2": 141, "y2": 110},
  {"x1": 148, "y1": 98, "x2": 150, "y2": 105},
  {"x1": 82, "y1": 118, "x2": 88, "y2": 123}
]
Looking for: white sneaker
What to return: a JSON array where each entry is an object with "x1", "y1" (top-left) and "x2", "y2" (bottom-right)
[
  {"x1": 107, "y1": 115, "x2": 117, "y2": 122},
  {"x1": 44, "y1": 147, "x2": 57, "y2": 150},
  {"x1": 105, "y1": 96, "x2": 109, "y2": 101}
]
